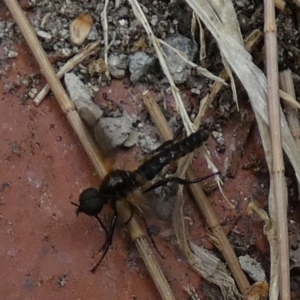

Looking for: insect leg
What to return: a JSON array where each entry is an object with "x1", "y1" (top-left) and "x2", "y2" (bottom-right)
[
  {"x1": 141, "y1": 215, "x2": 165, "y2": 259},
  {"x1": 125, "y1": 202, "x2": 165, "y2": 259},
  {"x1": 95, "y1": 215, "x2": 109, "y2": 237},
  {"x1": 144, "y1": 172, "x2": 220, "y2": 193},
  {"x1": 90, "y1": 208, "x2": 118, "y2": 273}
]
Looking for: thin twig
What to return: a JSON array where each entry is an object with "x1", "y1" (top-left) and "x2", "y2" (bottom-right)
[
  {"x1": 100, "y1": 0, "x2": 111, "y2": 79},
  {"x1": 264, "y1": 0, "x2": 290, "y2": 298},
  {"x1": 280, "y1": 89, "x2": 300, "y2": 109},
  {"x1": 34, "y1": 41, "x2": 100, "y2": 106},
  {"x1": 4, "y1": 1, "x2": 175, "y2": 299},
  {"x1": 222, "y1": 56, "x2": 239, "y2": 110},
  {"x1": 191, "y1": 14, "x2": 206, "y2": 61}
]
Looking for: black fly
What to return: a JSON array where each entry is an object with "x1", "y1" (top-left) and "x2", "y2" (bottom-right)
[{"x1": 71, "y1": 128, "x2": 217, "y2": 272}]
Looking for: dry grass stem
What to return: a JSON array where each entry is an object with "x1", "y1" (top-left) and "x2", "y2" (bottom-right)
[
  {"x1": 244, "y1": 29, "x2": 264, "y2": 52},
  {"x1": 142, "y1": 91, "x2": 174, "y2": 140},
  {"x1": 100, "y1": 0, "x2": 111, "y2": 79},
  {"x1": 279, "y1": 89, "x2": 300, "y2": 109},
  {"x1": 221, "y1": 57, "x2": 239, "y2": 109},
  {"x1": 264, "y1": 0, "x2": 290, "y2": 298},
  {"x1": 248, "y1": 202, "x2": 278, "y2": 299},
  {"x1": 193, "y1": 14, "x2": 206, "y2": 61},
  {"x1": 34, "y1": 41, "x2": 100, "y2": 106},
  {"x1": 143, "y1": 92, "x2": 249, "y2": 297},
  {"x1": 4, "y1": 1, "x2": 175, "y2": 299}
]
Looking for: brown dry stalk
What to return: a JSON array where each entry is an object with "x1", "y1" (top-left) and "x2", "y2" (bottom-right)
[
  {"x1": 4, "y1": 1, "x2": 175, "y2": 299},
  {"x1": 143, "y1": 92, "x2": 250, "y2": 296},
  {"x1": 264, "y1": 0, "x2": 290, "y2": 298}
]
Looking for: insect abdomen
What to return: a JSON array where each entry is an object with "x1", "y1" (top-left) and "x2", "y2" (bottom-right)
[{"x1": 134, "y1": 129, "x2": 209, "y2": 182}]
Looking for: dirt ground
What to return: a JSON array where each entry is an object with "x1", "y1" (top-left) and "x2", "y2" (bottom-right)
[{"x1": 1, "y1": 1, "x2": 300, "y2": 299}]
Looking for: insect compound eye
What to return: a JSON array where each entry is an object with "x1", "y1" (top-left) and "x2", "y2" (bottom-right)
[{"x1": 77, "y1": 188, "x2": 103, "y2": 217}]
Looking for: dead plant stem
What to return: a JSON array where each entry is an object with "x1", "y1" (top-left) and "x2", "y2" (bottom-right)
[{"x1": 264, "y1": 0, "x2": 290, "y2": 298}]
